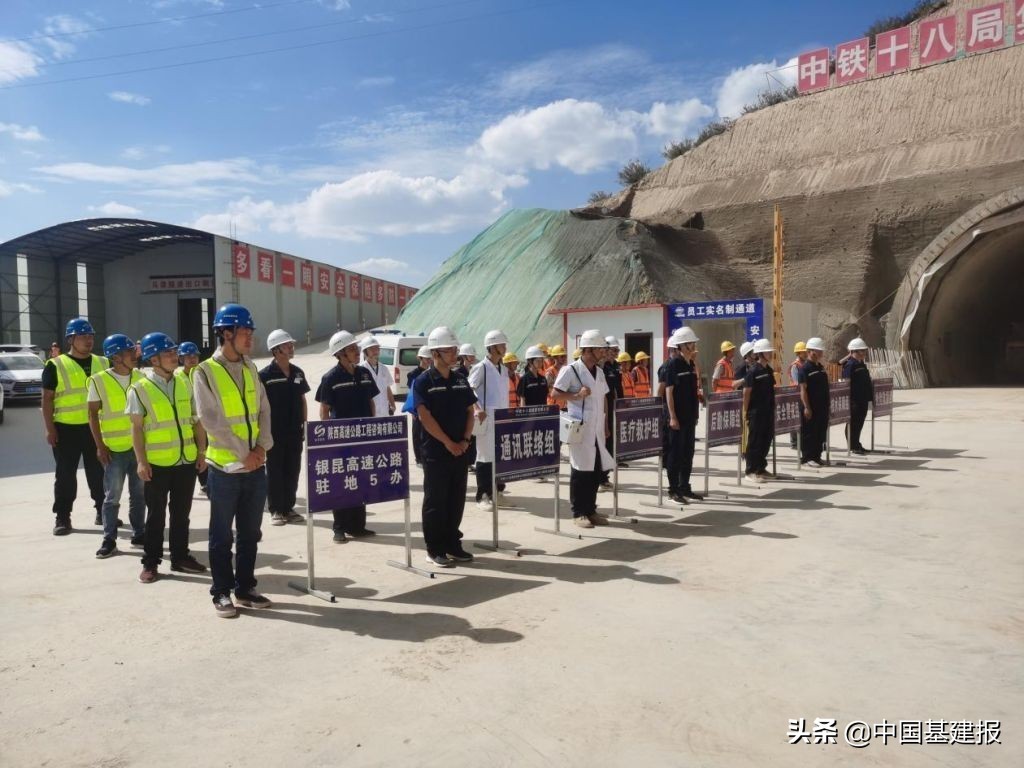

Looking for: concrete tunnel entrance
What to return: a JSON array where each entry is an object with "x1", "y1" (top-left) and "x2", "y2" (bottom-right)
[{"x1": 903, "y1": 212, "x2": 1024, "y2": 387}]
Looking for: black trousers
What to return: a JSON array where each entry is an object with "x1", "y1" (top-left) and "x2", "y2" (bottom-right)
[
  {"x1": 847, "y1": 400, "x2": 869, "y2": 450},
  {"x1": 266, "y1": 437, "x2": 302, "y2": 514},
  {"x1": 666, "y1": 420, "x2": 697, "y2": 494},
  {"x1": 333, "y1": 505, "x2": 367, "y2": 534},
  {"x1": 800, "y1": 406, "x2": 829, "y2": 462},
  {"x1": 745, "y1": 408, "x2": 773, "y2": 474},
  {"x1": 143, "y1": 463, "x2": 197, "y2": 567},
  {"x1": 474, "y1": 461, "x2": 505, "y2": 501},
  {"x1": 411, "y1": 418, "x2": 424, "y2": 464},
  {"x1": 422, "y1": 454, "x2": 469, "y2": 556},
  {"x1": 569, "y1": 441, "x2": 602, "y2": 518},
  {"x1": 51, "y1": 422, "x2": 105, "y2": 520}
]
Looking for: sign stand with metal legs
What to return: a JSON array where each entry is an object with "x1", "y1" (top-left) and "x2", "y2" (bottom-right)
[
  {"x1": 640, "y1": 452, "x2": 676, "y2": 509},
  {"x1": 535, "y1": 471, "x2": 582, "y2": 540},
  {"x1": 612, "y1": 397, "x2": 667, "y2": 516},
  {"x1": 386, "y1": 496, "x2": 435, "y2": 579},
  {"x1": 289, "y1": 494, "x2": 338, "y2": 602},
  {"x1": 869, "y1": 378, "x2": 904, "y2": 452}
]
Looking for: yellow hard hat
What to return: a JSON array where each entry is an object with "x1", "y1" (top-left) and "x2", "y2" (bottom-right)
[
  {"x1": 537, "y1": 343, "x2": 549, "y2": 353},
  {"x1": 720, "y1": 340, "x2": 736, "y2": 353},
  {"x1": 793, "y1": 341, "x2": 807, "y2": 353},
  {"x1": 616, "y1": 351, "x2": 631, "y2": 363},
  {"x1": 502, "y1": 352, "x2": 518, "y2": 364},
  {"x1": 634, "y1": 351, "x2": 650, "y2": 362},
  {"x1": 572, "y1": 348, "x2": 582, "y2": 360},
  {"x1": 548, "y1": 344, "x2": 566, "y2": 356}
]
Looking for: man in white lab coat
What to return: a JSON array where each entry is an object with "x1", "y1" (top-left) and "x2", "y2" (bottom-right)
[
  {"x1": 359, "y1": 336, "x2": 396, "y2": 418},
  {"x1": 552, "y1": 329, "x2": 613, "y2": 529},
  {"x1": 468, "y1": 330, "x2": 510, "y2": 510}
]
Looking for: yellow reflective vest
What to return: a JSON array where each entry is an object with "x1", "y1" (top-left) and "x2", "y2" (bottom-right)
[
  {"x1": 198, "y1": 358, "x2": 259, "y2": 468},
  {"x1": 49, "y1": 354, "x2": 110, "y2": 425},
  {"x1": 92, "y1": 368, "x2": 142, "y2": 452},
  {"x1": 133, "y1": 375, "x2": 197, "y2": 467}
]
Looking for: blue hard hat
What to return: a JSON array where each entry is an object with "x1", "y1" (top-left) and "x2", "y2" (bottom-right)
[
  {"x1": 139, "y1": 332, "x2": 178, "y2": 360},
  {"x1": 212, "y1": 303, "x2": 255, "y2": 330},
  {"x1": 177, "y1": 341, "x2": 200, "y2": 357},
  {"x1": 102, "y1": 334, "x2": 135, "y2": 358},
  {"x1": 65, "y1": 317, "x2": 95, "y2": 337}
]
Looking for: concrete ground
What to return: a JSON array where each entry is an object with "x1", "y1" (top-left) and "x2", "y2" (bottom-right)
[{"x1": 0, "y1": 363, "x2": 1021, "y2": 766}]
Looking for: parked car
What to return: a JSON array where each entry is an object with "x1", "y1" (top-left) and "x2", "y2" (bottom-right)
[
  {"x1": 376, "y1": 333, "x2": 428, "y2": 398},
  {"x1": 0, "y1": 353, "x2": 45, "y2": 401},
  {"x1": 0, "y1": 343, "x2": 46, "y2": 362}
]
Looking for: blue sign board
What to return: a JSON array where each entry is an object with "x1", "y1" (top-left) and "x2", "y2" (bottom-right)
[
  {"x1": 614, "y1": 397, "x2": 663, "y2": 460},
  {"x1": 667, "y1": 298, "x2": 765, "y2": 341},
  {"x1": 494, "y1": 405, "x2": 561, "y2": 482},
  {"x1": 306, "y1": 416, "x2": 409, "y2": 513}
]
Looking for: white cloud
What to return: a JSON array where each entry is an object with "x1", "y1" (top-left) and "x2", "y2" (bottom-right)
[
  {"x1": 357, "y1": 76, "x2": 395, "y2": 88},
  {"x1": 0, "y1": 179, "x2": 41, "y2": 197},
  {"x1": 109, "y1": 91, "x2": 152, "y2": 106},
  {"x1": 121, "y1": 144, "x2": 172, "y2": 160},
  {"x1": 477, "y1": 99, "x2": 638, "y2": 174},
  {"x1": 646, "y1": 99, "x2": 715, "y2": 136},
  {"x1": 88, "y1": 201, "x2": 142, "y2": 216},
  {"x1": 344, "y1": 257, "x2": 416, "y2": 277},
  {"x1": 0, "y1": 42, "x2": 42, "y2": 85},
  {"x1": 192, "y1": 165, "x2": 526, "y2": 242},
  {"x1": 496, "y1": 44, "x2": 646, "y2": 100},
  {"x1": 40, "y1": 15, "x2": 91, "y2": 61},
  {"x1": 715, "y1": 57, "x2": 798, "y2": 120},
  {"x1": 0, "y1": 122, "x2": 45, "y2": 142},
  {"x1": 34, "y1": 158, "x2": 260, "y2": 187}
]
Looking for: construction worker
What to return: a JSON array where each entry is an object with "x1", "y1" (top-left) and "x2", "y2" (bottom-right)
[
  {"x1": 414, "y1": 326, "x2": 477, "y2": 567},
  {"x1": 789, "y1": 341, "x2": 808, "y2": 448},
  {"x1": 129, "y1": 332, "x2": 208, "y2": 583},
  {"x1": 469, "y1": 330, "x2": 509, "y2": 509},
  {"x1": 87, "y1": 334, "x2": 144, "y2": 558},
  {"x1": 798, "y1": 336, "x2": 830, "y2": 467},
  {"x1": 572, "y1": 348, "x2": 582, "y2": 361},
  {"x1": 552, "y1": 329, "x2": 613, "y2": 529},
  {"x1": 503, "y1": 351, "x2": 520, "y2": 408},
  {"x1": 48, "y1": 341, "x2": 61, "y2": 359},
  {"x1": 455, "y1": 343, "x2": 477, "y2": 377},
  {"x1": 175, "y1": 341, "x2": 208, "y2": 494},
  {"x1": 518, "y1": 346, "x2": 550, "y2": 406},
  {"x1": 193, "y1": 303, "x2": 274, "y2": 618},
  {"x1": 360, "y1": 335, "x2": 396, "y2": 417},
  {"x1": 657, "y1": 344, "x2": 679, "y2": 491},
  {"x1": 405, "y1": 346, "x2": 432, "y2": 466},
  {"x1": 743, "y1": 338, "x2": 776, "y2": 480},
  {"x1": 42, "y1": 318, "x2": 110, "y2": 535},
  {"x1": 665, "y1": 326, "x2": 703, "y2": 503},
  {"x1": 732, "y1": 341, "x2": 755, "y2": 390},
  {"x1": 632, "y1": 351, "x2": 652, "y2": 397},
  {"x1": 544, "y1": 344, "x2": 567, "y2": 409},
  {"x1": 316, "y1": 330, "x2": 379, "y2": 542},
  {"x1": 841, "y1": 337, "x2": 873, "y2": 455},
  {"x1": 618, "y1": 352, "x2": 636, "y2": 398},
  {"x1": 602, "y1": 336, "x2": 624, "y2": 482},
  {"x1": 712, "y1": 341, "x2": 736, "y2": 393},
  {"x1": 259, "y1": 329, "x2": 309, "y2": 526}
]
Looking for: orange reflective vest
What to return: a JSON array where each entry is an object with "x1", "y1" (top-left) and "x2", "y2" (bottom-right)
[
  {"x1": 508, "y1": 374, "x2": 519, "y2": 408},
  {"x1": 632, "y1": 365, "x2": 651, "y2": 397},
  {"x1": 544, "y1": 364, "x2": 563, "y2": 408},
  {"x1": 621, "y1": 370, "x2": 636, "y2": 398},
  {"x1": 713, "y1": 357, "x2": 735, "y2": 393}
]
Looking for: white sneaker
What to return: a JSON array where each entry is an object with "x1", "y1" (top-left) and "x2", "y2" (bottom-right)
[
  {"x1": 476, "y1": 497, "x2": 493, "y2": 511},
  {"x1": 598, "y1": 482, "x2": 613, "y2": 493},
  {"x1": 573, "y1": 516, "x2": 594, "y2": 529}
]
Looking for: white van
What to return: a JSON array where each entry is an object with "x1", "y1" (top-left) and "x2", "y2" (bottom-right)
[{"x1": 375, "y1": 331, "x2": 428, "y2": 398}]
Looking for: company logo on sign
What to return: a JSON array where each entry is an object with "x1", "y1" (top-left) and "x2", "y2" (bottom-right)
[{"x1": 313, "y1": 423, "x2": 326, "y2": 439}]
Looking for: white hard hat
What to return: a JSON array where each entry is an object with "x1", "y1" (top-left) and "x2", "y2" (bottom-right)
[
  {"x1": 484, "y1": 329, "x2": 508, "y2": 348},
  {"x1": 669, "y1": 326, "x2": 699, "y2": 347},
  {"x1": 806, "y1": 336, "x2": 826, "y2": 352},
  {"x1": 525, "y1": 345, "x2": 545, "y2": 360},
  {"x1": 739, "y1": 341, "x2": 755, "y2": 357},
  {"x1": 605, "y1": 335, "x2": 620, "y2": 348},
  {"x1": 847, "y1": 337, "x2": 868, "y2": 351},
  {"x1": 417, "y1": 345, "x2": 431, "y2": 358},
  {"x1": 752, "y1": 338, "x2": 774, "y2": 354},
  {"x1": 428, "y1": 326, "x2": 459, "y2": 350},
  {"x1": 266, "y1": 329, "x2": 295, "y2": 351},
  {"x1": 458, "y1": 342, "x2": 477, "y2": 357},
  {"x1": 328, "y1": 330, "x2": 357, "y2": 356},
  {"x1": 579, "y1": 329, "x2": 605, "y2": 349},
  {"x1": 359, "y1": 335, "x2": 381, "y2": 351}
]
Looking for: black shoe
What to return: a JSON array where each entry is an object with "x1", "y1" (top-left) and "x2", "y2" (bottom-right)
[
  {"x1": 170, "y1": 556, "x2": 208, "y2": 574},
  {"x1": 682, "y1": 491, "x2": 704, "y2": 501},
  {"x1": 426, "y1": 554, "x2": 453, "y2": 568},
  {"x1": 668, "y1": 493, "x2": 688, "y2": 504},
  {"x1": 348, "y1": 528, "x2": 376, "y2": 538},
  {"x1": 447, "y1": 549, "x2": 474, "y2": 563},
  {"x1": 617, "y1": 461, "x2": 629, "y2": 468},
  {"x1": 53, "y1": 519, "x2": 71, "y2": 536},
  {"x1": 213, "y1": 594, "x2": 237, "y2": 618},
  {"x1": 130, "y1": 535, "x2": 145, "y2": 548},
  {"x1": 95, "y1": 539, "x2": 116, "y2": 558},
  {"x1": 235, "y1": 591, "x2": 273, "y2": 609},
  {"x1": 333, "y1": 531, "x2": 348, "y2": 543}
]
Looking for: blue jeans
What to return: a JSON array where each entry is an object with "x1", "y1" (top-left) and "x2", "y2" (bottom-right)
[
  {"x1": 102, "y1": 449, "x2": 145, "y2": 541},
  {"x1": 207, "y1": 466, "x2": 267, "y2": 598}
]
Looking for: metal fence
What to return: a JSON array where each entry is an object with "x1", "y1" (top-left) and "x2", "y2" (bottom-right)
[{"x1": 867, "y1": 348, "x2": 928, "y2": 389}]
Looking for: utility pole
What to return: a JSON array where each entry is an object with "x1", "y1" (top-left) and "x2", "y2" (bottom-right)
[{"x1": 772, "y1": 205, "x2": 784, "y2": 383}]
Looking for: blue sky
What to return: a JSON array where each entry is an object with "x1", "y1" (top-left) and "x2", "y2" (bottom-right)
[{"x1": 1, "y1": 0, "x2": 901, "y2": 285}]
